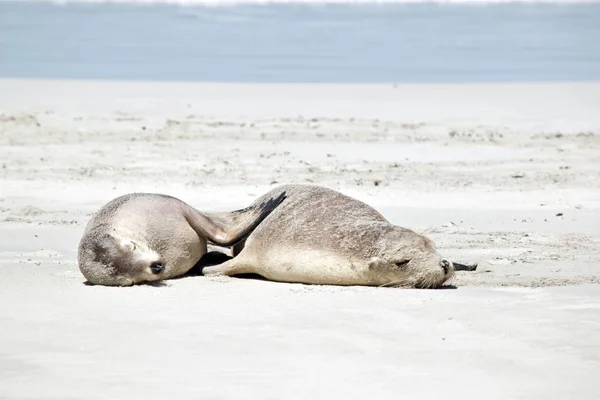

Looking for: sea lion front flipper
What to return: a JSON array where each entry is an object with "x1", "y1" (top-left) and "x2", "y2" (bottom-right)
[
  {"x1": 452, "y1": 261, "x2": 478, "y2": 271},
  {"x1": 201, "y1": 259, "x2": 247, "y2": 277},
  {"x1": 182, "y1": 191, "x2": 286, "y2": 247}
]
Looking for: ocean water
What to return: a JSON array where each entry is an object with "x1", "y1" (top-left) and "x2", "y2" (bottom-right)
[{"x1": 1, "y1": 1, "x2": 599, "y2": 83}]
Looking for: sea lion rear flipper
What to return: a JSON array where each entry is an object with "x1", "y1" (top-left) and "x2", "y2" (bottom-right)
[{"x1": 182, "y1": 191, "x2": 286, "y2": 247}]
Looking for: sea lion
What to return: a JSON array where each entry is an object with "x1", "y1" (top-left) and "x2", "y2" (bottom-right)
[
  {"x1": 78, "y1": 192, "x2": 285, "y2": 286},
  {"x1": 203, "y1": 184, "x2": 469, "y2": 288}
]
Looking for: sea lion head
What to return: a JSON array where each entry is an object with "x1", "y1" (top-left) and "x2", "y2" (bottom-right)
[
  {"x1": 368, "y1": 226, "x2": 454, "y2": 289},
  {"x1": 78, "y1": 231, "x2": 165, "y2": 286}
]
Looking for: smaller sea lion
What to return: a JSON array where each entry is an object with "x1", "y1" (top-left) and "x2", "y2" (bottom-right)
[{"x1": 78, "y1": 192, "x2": 285, "y2": 286}]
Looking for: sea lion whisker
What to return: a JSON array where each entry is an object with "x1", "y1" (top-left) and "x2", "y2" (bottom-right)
[{"x1": 379, "y1": 277, "x2": 411, "y2": 288}]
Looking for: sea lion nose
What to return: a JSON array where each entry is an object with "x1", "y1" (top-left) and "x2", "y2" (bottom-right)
[
  {"x1": 440, "y1": 259, "x2": 451, "y2": 274},
  {"x1": 150, "y1": 262, "x2": 164, "y2": 274}
]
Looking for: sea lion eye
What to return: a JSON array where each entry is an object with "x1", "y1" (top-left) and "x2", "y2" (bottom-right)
[
  {"x1": 150, "y1": 262, "x2": 164, "y2": 274},
  {"x1": 395, "y1": 260, "x2": 410, "y2": 268}
]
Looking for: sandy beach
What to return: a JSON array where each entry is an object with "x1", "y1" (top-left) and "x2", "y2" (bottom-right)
[{"x1": 1, "y1": 78, "x2": 600, "y2": 398}]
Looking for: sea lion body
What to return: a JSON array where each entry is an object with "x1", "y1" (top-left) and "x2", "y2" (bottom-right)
[
  {"x1": 78, "y1": 192, "x2": 285, "y2": 286},
  {"x1": 203, "y1": 185, "x2": 454, "y2": 288}
]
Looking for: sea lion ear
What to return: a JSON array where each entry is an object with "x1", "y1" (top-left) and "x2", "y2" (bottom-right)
[
  {"x1": 120, "y1": 240, "x2": 136, "y2": 252},
  {"x1": 368, "y1": 257, "x2": 382, "y2": 270}
]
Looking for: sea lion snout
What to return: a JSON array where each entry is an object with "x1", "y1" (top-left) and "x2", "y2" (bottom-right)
[
  {"x1": 150, "y1": 261, "x2": 165, "y2": 274},
  {"x1": 440, "y1": 259, "x2": 451, "y2": 274}
]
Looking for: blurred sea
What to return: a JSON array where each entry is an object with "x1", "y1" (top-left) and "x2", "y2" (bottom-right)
[{"x1": 1, "y1": 1, "x2": 599, "y2": 83}]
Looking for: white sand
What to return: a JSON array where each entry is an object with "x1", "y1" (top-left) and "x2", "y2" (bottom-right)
[{"x1": 1, "y1": 78, "x2": 599, "y2": 398}]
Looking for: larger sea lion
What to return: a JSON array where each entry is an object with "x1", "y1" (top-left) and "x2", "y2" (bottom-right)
[
  {"x1": 203, "y1": 184, "x2": 473, "y2": 288},
  {"x1": 78, "y1": 192, "x2": 285, "y2": 286}
]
